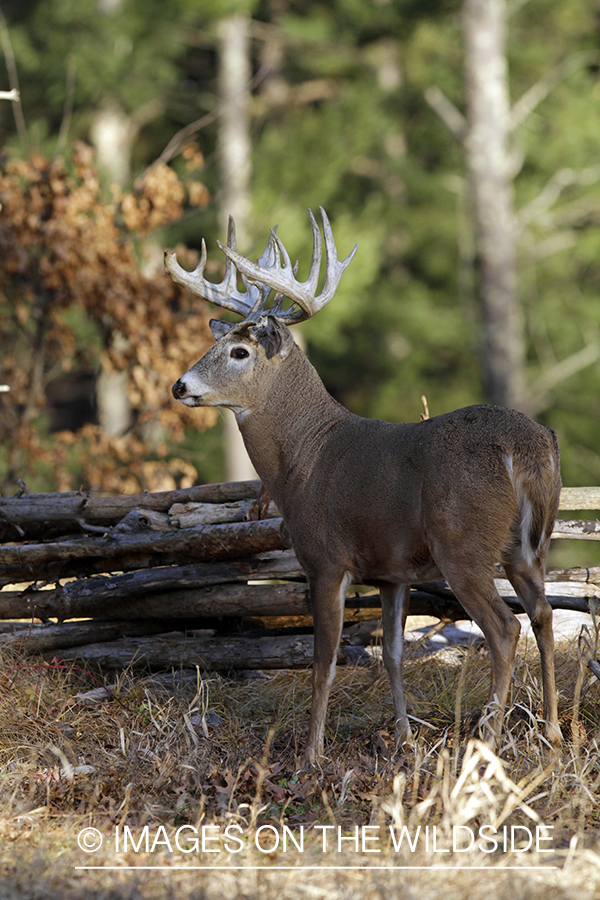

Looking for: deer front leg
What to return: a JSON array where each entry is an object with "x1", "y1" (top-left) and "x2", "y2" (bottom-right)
[
  {"x1": 303, "y1": 571, "x2": 351, "y2": 766},
  {"x1": 380, "y1": 583, "x2": 412, "y2": 747}
]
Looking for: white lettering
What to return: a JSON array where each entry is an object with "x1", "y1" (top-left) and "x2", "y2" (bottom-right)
[
  {"x1": 315, "y1": 825, "x2": 335, "y2": 852},
  {"x1": 175, "y1": 825, "x2": 198, "y2": 853},
  {"x1": 477, "y1": 825, "x2": 498, "y2": 853},
  {"x1": 201, "y1": 825, "x2": 220, "y2": 853},
  {"x1": 150, "y1": 825, "x2": 173, "y2": 854},
  {"x1": 255, "y1": 825, "x2": 280, "y2": 854},
  {"x1": 362, "y1": 826, "x2": 380, "y2": 853},
  {"x1": 536, "y1": 826, "x2": 553, "y2": 853},
  {"x1": 389, "y1": 825, "x2": 421, "y2": 853},
  {"x1": 453, "y1": 826, "x2": 475, "y2": 852},
  {"x1": 282, "y1": 825, "x2": 304, "y2": 852},
  {"x1": 223, "y1": 824, "x2": 244, "y2": 853}
]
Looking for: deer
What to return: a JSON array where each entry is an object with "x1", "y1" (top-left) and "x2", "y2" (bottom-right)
[{"x1": 166, "y1": 208, "x2": 562, "y2": 766}]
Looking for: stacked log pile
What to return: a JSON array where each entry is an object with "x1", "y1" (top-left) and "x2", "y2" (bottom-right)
[{"x1": 0, "y1": 480, "x2": 597, "y2": 672}]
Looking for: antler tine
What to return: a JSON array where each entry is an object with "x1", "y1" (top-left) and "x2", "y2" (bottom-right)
[
  {"x1": 271, "y1": 259, "x2": 300, "y2": 318},
  {"x1": 217, "y1": 208, "x2": 356, "y2": 325},
  {"x1": 305, "y1": 207, "x2": 323, "y2": 295},
  {"x1": 318, "y1": 206, "x2": 358, "y2": 307},
  {"x1": 164, "y1": 214, "x2": 254, "y2": 318},
  {"x1": 230, "y1": 225, "x2": 280, "y2": 322}
]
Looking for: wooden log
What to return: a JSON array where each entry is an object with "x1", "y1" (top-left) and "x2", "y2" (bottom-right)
[
  {"x1": 551, "y1": 519, "x2": 600, "y2": 540},
  {"x1": 0, "y1": 550, "x2": 304, "y2": 619},
  {"x1": 0, "y1": 583, "x2": 311, "y2": 622},
  {"x1": 34, "y1": 588, "x2": 597, "y2": 671},
  {"x1": 408, "y1": 588, "x2": 594, "y2": 618},
  {"x1": 0, "y1": 582, "x2": 441, "y2": 623},
  {"x1": 546, "y1": 566, "x2": 600, "y2": 586},
  {"x1": 0, "y1": 620, "x2": 177, "y2": 653},
  {"x1": 0, "y1": 518, "x2": 288, "y2": 586},
  {"x1": 559, "y1": 487, "x2": 600, "y2": 510},
  {"x1": 45, "y1": 632, "x2": 336, "y2": 670},
  {"x1": 168, "y1": 499, "x2": 279, "y2": 529},
  {"x1": 0, "y1": 575, "x2": 592, "y2": 626},
  {"x1": 0, "y1": 480, "x2": 593, "y2": 541},
  {"x1": 111, "y1": 508, "x2": 174, "y2": 533},
  {"x1": 0, "y1": 479, "x2": 263, "y2": 540}
]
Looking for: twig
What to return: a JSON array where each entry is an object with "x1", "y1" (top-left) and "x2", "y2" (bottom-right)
[
  {"x1": 54, "y1": 58, "x2": 77, "y2": 158},
  {"x1": 518, "y1": 164, "x2": 600, "y2": 230},
  {"x1": 511, "y1": 51, "x2": 598, "y2": 131},
  {"x1": 528, "y1": 342, "x2": 600, "y2": 415},
  {"x1": 424, "y1": 86, "x2": 466, "y2": 142},
  {"x1": 135, "y1": 60, "x2": 271, "y2": 188}
]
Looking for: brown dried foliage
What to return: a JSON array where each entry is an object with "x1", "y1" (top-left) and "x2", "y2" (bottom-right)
[{"x1": 0, "y1": 142, "x2": 217, "y2": 493}]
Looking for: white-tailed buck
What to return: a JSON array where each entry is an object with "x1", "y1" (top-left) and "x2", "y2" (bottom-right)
[{"x1": 167, "y1": 208, "x2": 562, "y2": 764}]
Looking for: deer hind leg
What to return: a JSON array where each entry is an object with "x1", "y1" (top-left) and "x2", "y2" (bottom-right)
[
  {"x1": 380, "y1": 583, "x2": 412, "y2": 746},
  {"x1": 441, "y1": 566, "x2": 521, "y2": 746},
  {"x1": 503, "y1": 559, "x2": 561, "y2": 744},
  {"x1": 303, "y1": 570, "x2": 351, "y2": 766}
]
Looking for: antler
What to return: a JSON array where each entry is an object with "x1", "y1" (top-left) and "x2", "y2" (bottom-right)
[
  {"x1": 164, "y1": 207, "x2": 357, "y2": 325},
  {"x1": 219, "y1": 207, "x2": 357, "y2": 325},
  {"x1": 164, "y1": 216, "x2": 271, "y2": 320}
]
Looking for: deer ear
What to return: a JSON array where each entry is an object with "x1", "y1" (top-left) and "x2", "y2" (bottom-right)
[
  {"x1": 257, "y1": 315, "x2": 294, "y2": 360},
  {"x1": 209, "y1": 319, "x2": 234, "y2": 341}
]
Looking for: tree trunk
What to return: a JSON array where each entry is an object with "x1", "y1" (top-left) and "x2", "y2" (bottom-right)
[
  {"x1": 90, "y1": 99, "x2": 134, "y2": 186},
  {"x1": 462, "y1": 0, "x2": 526, "y2": 410},
  {"x1": 217, "y1": 13, "x2": 257, "y2": 482}
]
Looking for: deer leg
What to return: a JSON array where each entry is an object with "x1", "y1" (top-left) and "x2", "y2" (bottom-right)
[
  {"x1": 380, "y1": 583, "x2": 412, "y2": 746},
  {"x1": 442, "y1": 569, "x2": 521, "y2": 746},
  {"x1": 504, "y1": 561, "x2": 561, "y2": 744},
  {"x1": 303, "y1": 570, "x2": 350, "y2": 766}
]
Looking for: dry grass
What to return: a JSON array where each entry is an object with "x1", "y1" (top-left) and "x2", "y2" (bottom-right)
[{"x1": 0, "y1": 630, "x2": 598, "y2": 899}]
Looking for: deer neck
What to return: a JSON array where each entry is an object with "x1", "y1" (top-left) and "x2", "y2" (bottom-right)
[{"x1": 236, "y1": 345, "x2": 347, "y2": 506}]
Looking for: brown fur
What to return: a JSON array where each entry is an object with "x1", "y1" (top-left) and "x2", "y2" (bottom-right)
[{"x1": 173, "y1": 316, "x2": 562, "y2": 764}]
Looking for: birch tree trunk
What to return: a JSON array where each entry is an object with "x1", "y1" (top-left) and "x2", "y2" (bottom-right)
[
  {"x1": 462, "y1": 0, "x2": 526, "y2": 410},
  {"x1": 217, "y1": 13, "x2": 257, "y2": 481},
  {"x1": 91, "y1": 0, "x2": 133, "y2": 436}
]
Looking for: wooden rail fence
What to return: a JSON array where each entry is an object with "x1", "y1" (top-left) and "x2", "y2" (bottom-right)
[{"x1": 0, "y1": 481, "x2": 597, "y2": 671}]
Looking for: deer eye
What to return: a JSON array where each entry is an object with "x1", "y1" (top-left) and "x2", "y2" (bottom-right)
[{"x1": 231, "y1": 347, "x2": 249, "y2": 360}]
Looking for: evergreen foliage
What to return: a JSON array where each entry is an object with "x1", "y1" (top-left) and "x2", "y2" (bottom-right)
[{"x1": 1, "y1": 0, "x2": 600, "y2": 489}]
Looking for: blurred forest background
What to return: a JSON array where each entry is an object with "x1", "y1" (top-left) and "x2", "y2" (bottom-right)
[{"x1": 1, "y1": 0, "x2": 600, "y2": 497}]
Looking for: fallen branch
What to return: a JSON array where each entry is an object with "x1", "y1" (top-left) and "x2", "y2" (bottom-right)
[
  {"x1": 0, "y1": 550, "x2": 303, "y2": 619},
  {"x1": 45, "y1": 631, "x2": 336, "y2": 670},
  {"x1": 558, "y1": 487, "x2": 600, "y2": 510},
  {"x1": 551, "y1": 519, "x2": 600, "y2": 540},
  {"x1": 0, "y1": 479, "x2": 263, "y2": 540},
  {"x1": 545, "y1": 565, "x2": 600, "y2": 586},
  {"x1": 0, "y1": 518, "x2": 287, "y2": 585},
  {"x1": 0, "y1": 619, "x2": 177, "y2": 653},
  {"x1": 2, "y1": 482, "x2": 593, "y2": 541},
  {"x1": 0, "y1": 577, "x2": 592, "y2": 632}
]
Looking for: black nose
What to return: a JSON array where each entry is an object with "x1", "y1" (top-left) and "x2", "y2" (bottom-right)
[{"x1": 172, "y1": 379, "x2": 186, "y2": 399}]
